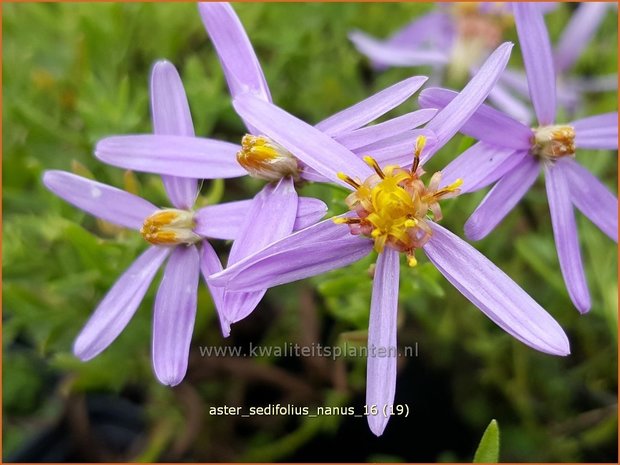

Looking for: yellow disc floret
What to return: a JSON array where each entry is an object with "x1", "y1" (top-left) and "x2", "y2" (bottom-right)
[
  {"x1": 141, "y1": 209, "x2": 200, "y2": 246},
  {"x1": 335, "y1": 138, "x2": 462, "y2": 266},
  {"x1": 532, "y1": 125, "x2": 576, "y2": 160},
  {"x1": 237, "y1": 134, "x2": 300, "y2": 182}
]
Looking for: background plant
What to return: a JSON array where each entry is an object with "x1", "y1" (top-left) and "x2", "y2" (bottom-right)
[{"x1": 3, "y1": 2, "x2": 617, "y2": 461}]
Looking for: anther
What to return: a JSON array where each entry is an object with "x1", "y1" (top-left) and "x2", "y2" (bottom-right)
[{"x1": 363, "y1": 156, "x2": 386, "y2": 179}]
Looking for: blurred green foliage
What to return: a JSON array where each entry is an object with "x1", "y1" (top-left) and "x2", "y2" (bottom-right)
[{"x1": 3, "y1": 2, "x2": 618, "y2": 462}]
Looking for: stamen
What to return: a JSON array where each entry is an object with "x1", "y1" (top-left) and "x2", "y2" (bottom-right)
[
  {"x1": 406, "y1": 250, "x2": 417, "y2": 267},
  {"x1": 411, "y1": 135, "x2": 427, "y2": 174},
  {"x1": 363, "y1": 156, "x2": 385, "y2": 179},
  {"x1": 337, "y1": 172, "x2": 361, "y2": 189},
  {"x1": 333, "y1": 217, "x2": 362, "y2": 225}
]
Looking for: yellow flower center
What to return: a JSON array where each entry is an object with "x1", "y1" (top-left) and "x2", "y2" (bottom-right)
[
  {"x1": 237, "y1": 134, "x2": 300, "y2": 182},
  {"x1": 140, "y1": 209, "x2": 200, "y2": 246},
  {"x1": 335, "y1": 137, "x2": 462, "y2": 267},
  {"x1": 532, "y1": 125, "x2": 576, "y2": 160}
]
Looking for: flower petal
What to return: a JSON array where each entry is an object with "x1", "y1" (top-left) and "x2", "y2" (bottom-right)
[
  {"x1": 554, "y1": 2, "x2": 610, "y2": 73},
  {"x1": 233, "y1": 94, "x2": 372, "y2": 186},
  {"x1": 316, "y1": 76, "x2": 428, "y2": 137},
  {"x1": 335, "y1": 109, "x2": 437, "y2": 151},
  {"x1": 353, "y1": 129, "x2": 438, "y2": 168},
  {"x1": 422, "y1": 42, "x2": 514, "y2": 161},
  {"x1": 513, "y1": 2, "x2": 556, "y2": 125},
  {"x1": 418, "y1": 87, "x2": 532, "y2": 150},
  {"x1": 152, "y1": 245, "x2": 200, "y2": 386},
  {"x1": 208, "y1": 218, "x2": 373, "y2": 291},
  {"x1": 487, "y1": 81, "x2": 533, "y2": 124},
  {"x1": 228, "y1": 177, "x2": 299, "y2": 264},
  {"x1": 465, "y1": 155, "x2": 539, "y2": 240},
  {"x1": 194, "y1": 196, "x2": 327, "y2": 241},
  {"x1": 43, "y1": 170, "x2": 157, "y2": 230},
  {"x1": 546, "y1": 163, "x2": 591, "y2": 313},
  {"x1": 560, "y1": 158, "x2": 618, "y2": 242},
  {"x1": 572, "y1": 112, "x2": 618, "y2": 150},
  {"x1": 95, "y1": 135, "x2": 246, "y2": 179},
  {"x1": 366, "y1": 248, "x2": 400, "y2": 437},
  {"x1": 199, "y1": 241, "x2": 229, "y2": 336},
  {"x1": 198, "y1": 2, "x2": 271, "y2": 103},
  {"x1": 423, "y1": 222, "x2": 570, "y2": 356},
  {"x1": 73, "y1": 246, "x2": 170, "y2": 360},
  {"x1": 440, "y1": 143, "x2": 527, "y2": 194},
  {"x1": 349, "y1": 30, "x2": 449, "y2": 68},
  {"x1": 150, "y1": 60, "x2": 198, "y2": 209},
  {"x1": 216, "y1": 179, "x2": 299, "y2": 333}
]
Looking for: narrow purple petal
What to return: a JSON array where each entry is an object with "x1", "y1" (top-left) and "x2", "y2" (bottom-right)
[
  {"x1": 497, "y1": 67, "x2": 530, "y2": 99},
  {"x1": 95, "y1": 135, "x2": 246, "y2": 179},
  {"x1": 294, "y1": 197, "x2": 328, "y2": 230},
  {"x1": 335, "y1": 109, "x2": 437, "y2": 151},
  {"x1": 208, "y1": 218, "x2": 373, "y2": 291},
  {"x1": 43, "y1": 170, "x2": 157, "y2": 230},
  {"x1": 382, "y1": 12, "x2": 454, "y2": 50},
  {"x1": 572, "y1": 112, "x2": 618, "y2": 150},
  {"x1": 152, "y1": 245, "x2": 200, "y2": 386},
  {"x1": 560, "y1": 158, "x2": 618, "y2": 242},
  {"x1": 194, "y1": 196, "x2": 327, "y2": 241},
  {"x1": 440, "y1": 143, "x2": 527, "y2": 194},
  {"x1": 422, "y1": 42, "x2": 513, "y2": 161},
  {"x1": 465, "y1": 156, "x2": 539, "y2": 240},
  {"x1": 554, "y1": 2, "x2": 609, "y2": 73},
  {"x1": 366, "y1": 248, "x2": 400, "y2": 437},
  {"x1": 572, "y1": 73, "x2": 618, "y2": 93},
  {"x1": 233, "y1": 94, "x2": 372, "y2": 186},
  {"x1": 487, "y1": 81, "x2": 533, "y2": 124},
  {"x1": 73, "y1": 246, "x2": 170, "y2": 360},
  {"x1": 352, "y1": 129, "x2": 438, "y2": 168},
  {"x1": 316, "y1": 76, "x2": 428, "y2": 136},
  {"x1": 150, "y1": 60, "x2": 198, "y2": 209},
  {"x1": 198, "y1": 2, "x2": 271, "y2": 103},
  {"x1": 423, "y1": 222, "x2": 570, "y2": 356},
  {"x1": 228, "y1": 177, "x2": 298, "y2": 264},
  {"x1": 513, "y1": 2, "x2": 556, "y2": 125},
  {"x1": 199, "y1": 241, "x2": 229, "y2": 336},
  {"x1": 418, "y1": 87, "x2": 532, "y2": 150},
  {"x1": 349, "y1": 30, "x2": 449, "y2": 68},
  {"x1": 217, "y1": 179, "x2": 299, "y2": 332},
  {"x1": 546, "y1": 164, "x2": 591, "y2": 313}
]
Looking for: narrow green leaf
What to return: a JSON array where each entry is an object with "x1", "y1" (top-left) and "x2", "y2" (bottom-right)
[{"x1": 473, "y1": 419, "x2": 500, "y2": 463}]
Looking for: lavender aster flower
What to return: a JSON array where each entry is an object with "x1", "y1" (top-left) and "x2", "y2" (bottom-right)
[
  {"x1": 349, "y1": 2, "x2": 556, "y2": 122},
  {"x1": 44, "y1": 61, "x2": 325, "y2": 386},
  {"x1": 206, "y1": 43, "x2": 570, "y2": 436},
  {"x1": 418, "y1": 3, "x2": 618, "y2": 314},
  {"x1": 100, "y1": 2, "x2": 434, "y2": 335}
]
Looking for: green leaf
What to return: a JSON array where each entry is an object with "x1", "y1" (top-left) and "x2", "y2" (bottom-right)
[{"x1": 473, "y1": 419, "x2": 500, "y2": 463}]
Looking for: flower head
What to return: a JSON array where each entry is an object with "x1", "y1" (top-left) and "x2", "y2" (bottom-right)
[
  {"x1": 418, "y1": 3, "x2": 618, "y2": 314},
  {"x1": 45, "y1": 61, "x2": 326, "y2": 386},
  {"x1": 206, "y1": 43, "x2": 570, "y2": 437}
]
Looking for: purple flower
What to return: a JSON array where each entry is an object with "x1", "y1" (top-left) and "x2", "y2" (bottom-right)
[
  {"x1": 418, "y1": 3, "x2": 618, "y2": 314},
  {"x1": 349, "y1": 3, "x2": 615, "y2": 122},
  {"x1": 43, "y1": 61, "x2": 325, "y2": 386},
  {"x1": 99, "y1": 1, "x2": 433, "y2": 335},
  {"x1": 206, "y1": 43, "x2": 570, "y2": 436},
  {"x1": 498, "y1": 2, "x2": 618, "y2": 114}
]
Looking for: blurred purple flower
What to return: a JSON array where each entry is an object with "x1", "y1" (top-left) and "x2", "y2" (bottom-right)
[
  {"x1": 44, "y1": 61, "x2": 325, "y2": 386},
  {"x1": 206, "y1": 43, "x2": 570, "y2": 436},
  {"x1": 350, "y1": 2, "x2": 615, "y2": 122},
  {"x1": 418, "y1": 3, "x2": 618, "y2": 314}
]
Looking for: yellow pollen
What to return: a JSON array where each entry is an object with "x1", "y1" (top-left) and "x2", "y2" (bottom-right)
[
  {"x1": 140, "y1": 209, "x2": 199, "y2": 246},
  {"x1": 237, "y1": 134, "x2": 300, "y2": 182},
  {"x1": 337, "y1": 156, "x2": 460, "y2": 256},
  {"x1": 412, "y1": 135, "x2": 427, "y2": 174},
  {"x1": 532, "y1": 125, "x2": 576, "y2": 160}
]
